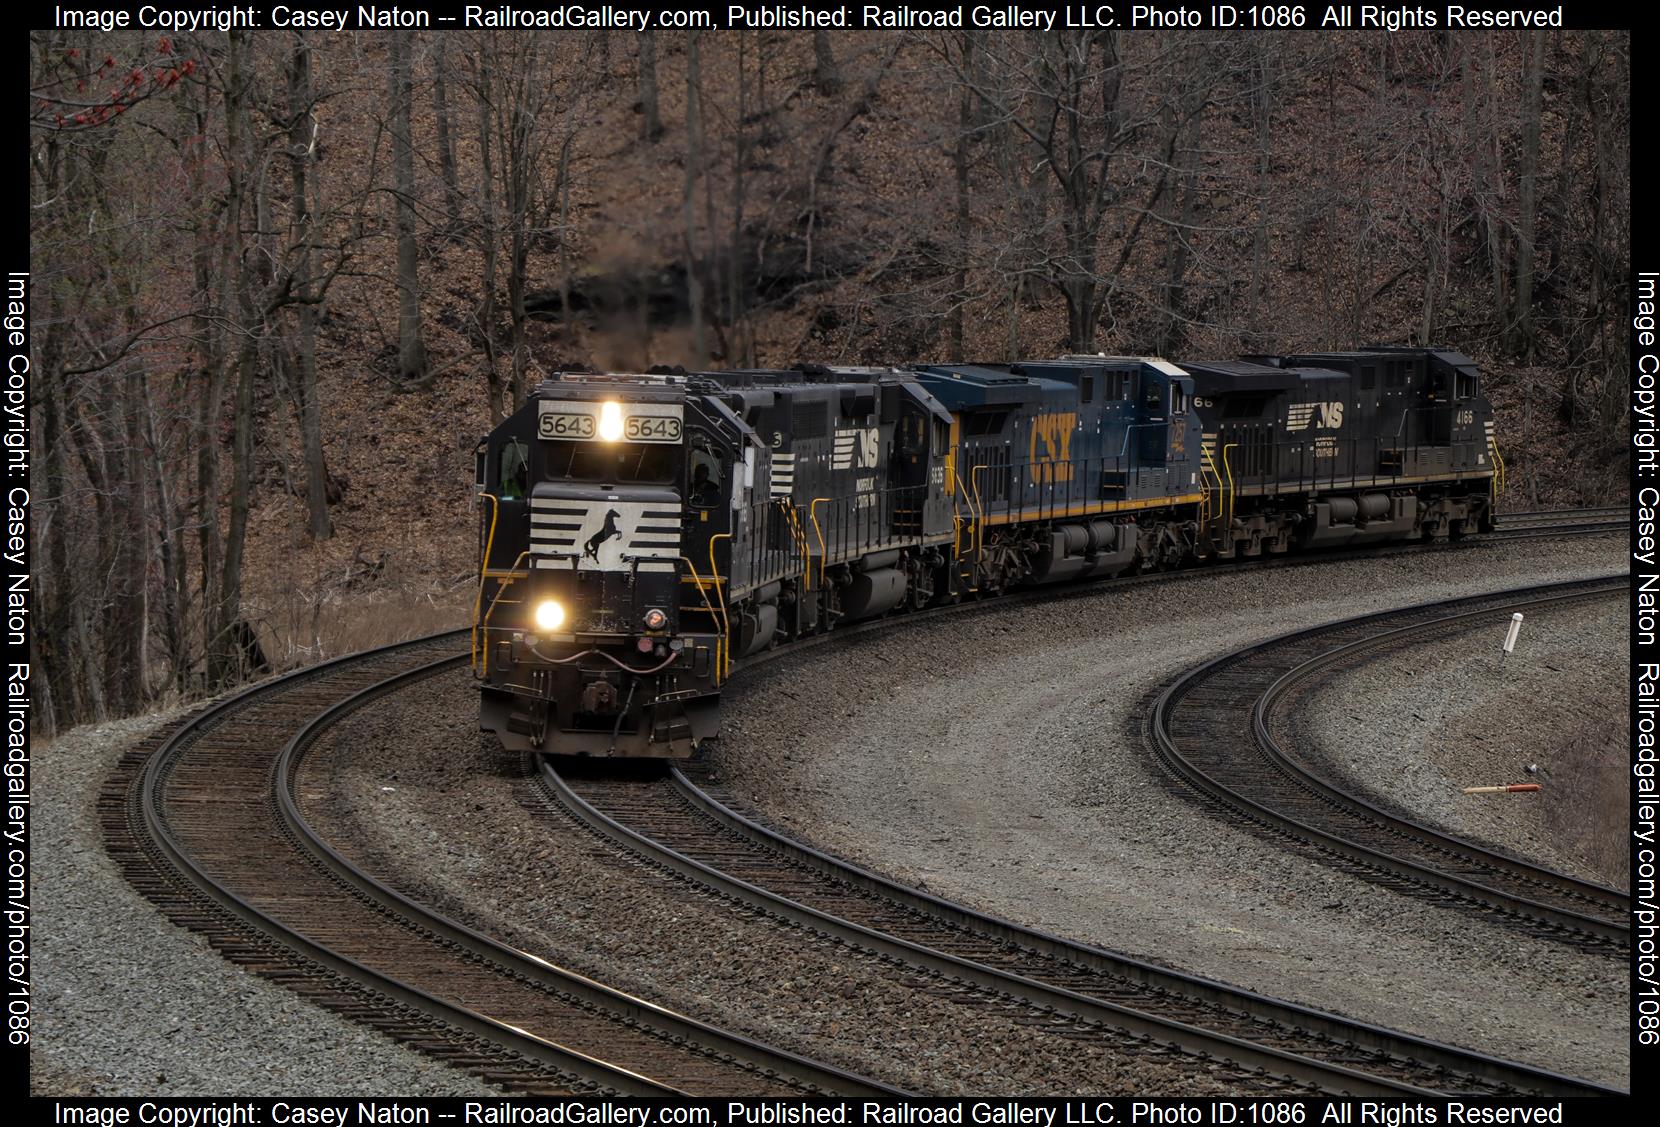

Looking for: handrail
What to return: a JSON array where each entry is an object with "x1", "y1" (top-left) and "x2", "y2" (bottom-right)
[
  {"x1": 708, "y1": 533, "x2": 733, "y2": 679},
  {"x1": 472, "y1": 492, "x2": 501, "y2": 674},
  {"x1": 808, "y1": 497, "x2": 831, "y2": 589},
  {"x1": 679, "y1": 553, "x2": 725, "y2": 688},
  {"x1": 1221, "y1": 443, "x2": 1238, "y2": 533},
  {"x1": 969, "y1": 464, "x2": 990, "y2": 558},
  {"x1": 479, "y1": 550, "x2": 530, "y2": 678}
]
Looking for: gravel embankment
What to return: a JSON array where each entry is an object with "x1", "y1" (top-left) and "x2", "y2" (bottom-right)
[
  {"x1": 1290, "y1": 595, "x2": 1629, "y2": 888},
  {"x1": 303, "y1": 689, "x2": 1258, "y2": 1096},
  {"x1": 31, "y1": 710, "x2": 501, "y2": 1096},
  {"x1": 710, "y1": 536, "x2": 1629, "y2": 1088}
]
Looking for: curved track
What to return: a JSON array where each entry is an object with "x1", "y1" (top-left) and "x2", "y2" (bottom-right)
[
  {"x1": 104, "y1": 512, "x2": 1623, "y2": 1094},
  {"x1": 539, "y1": 761, "x2": 1619, "y2": 1098},
  {"x1": 1151, "y1": 576, "x2": 1628, "y2": 949},
  {"x1": 102, "y1": 637, "x2": 901, "y2": 1097}
]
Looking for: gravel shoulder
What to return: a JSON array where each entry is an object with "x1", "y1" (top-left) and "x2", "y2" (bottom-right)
[
  {"x1": 1288, "y1": 594, "x2": 1628, "y2": 889},
  {"x1": 301, "y1": 687, "x2": 1261, "y2": 1095},
  {"x1": 31, "y1": 708, "x2": 501, "y2": 1096},
  {"x1": 710, "y1": 536, "x2": 1630, "y2": 1089}
]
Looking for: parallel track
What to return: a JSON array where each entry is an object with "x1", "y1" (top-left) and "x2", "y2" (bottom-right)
[
  {"x1": 540, "y1": 763, "x2": 1619, "y2": 1098},
  {"x1": 102, "y1": 637, "x2": 901, "y2": 1097},
  {"x1": 1151, "y1": 576, "x2": 1629, "y2": 949},
  {"x1": 1490, "y1": 506, "x2": 1626, "y2": 539},
  {"x1": 104, "y1": 512, "x2": 1623, "y2": 1093}
]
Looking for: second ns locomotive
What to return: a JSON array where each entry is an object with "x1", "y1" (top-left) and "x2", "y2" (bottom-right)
[{"x1": 472, "y1": 348, "x2": 1499, "y2": 757}]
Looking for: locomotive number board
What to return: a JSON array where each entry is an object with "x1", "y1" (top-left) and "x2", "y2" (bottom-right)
[{"x1": 537, "y1": 401, "x2": 684, "y2": 443}]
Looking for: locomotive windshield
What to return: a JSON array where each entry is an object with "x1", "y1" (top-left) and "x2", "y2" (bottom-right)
[{"x1": 542, "y1": 439, "x2": 678, "y2": 484}]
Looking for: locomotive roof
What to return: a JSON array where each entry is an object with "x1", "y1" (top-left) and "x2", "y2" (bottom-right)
[
  {"x1": 533, "y1": 371, "x2": 689, "y2": 402},
  {"x1": 693, "y1": 365, "x2": 912, "y2": 388},
  {"x1": 1177, "y1": 360, "x2": 1298, "y2": 395}
]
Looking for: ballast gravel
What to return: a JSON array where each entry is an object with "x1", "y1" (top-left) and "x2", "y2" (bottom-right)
[
  {"x1": 36, "y1": 533, "x2": 1627, "y2": 1094},
  {"x1": 1289, "y1": 595, "x2": 1629, "y2": 888},
  {"x1": 30, "y1": 710, "x2": 501, "y2": 1096},
  {"x1": 711, "y1": 536, "x2": 1630, "y2": 1089},
  {"x1": 303, "y1": 688, "x2": 1256, "y2": 1096}
]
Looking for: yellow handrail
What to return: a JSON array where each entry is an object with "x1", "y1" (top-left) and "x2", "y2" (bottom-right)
[
  {"x1": 1220, "y1": 442, "x2": 1239, "y2": 535},
  {"x1": 969, "y1": 464, "x2": 991, "y2": 557},
  {"x1": 708, "y1": 532, "x2": 733, "y2": 678},
  {"x1": 479, "y1": 550, "x2": 530, "y2": 678},
  {"x1": 808, "y1": 497, "x2": 831, "y2": 589},
  {"x1": 680, "y1": 553, "x2": 725, "y2": 686},
  {"x1": 1490, "y1": 432, "x2": 1507, "y2": 495},
  {"x1": 783, "y1": 502, "x2": 811, "y2": 590},
  {"x1": 473, "y1": 493, "x2": 500, "y2": 674}
]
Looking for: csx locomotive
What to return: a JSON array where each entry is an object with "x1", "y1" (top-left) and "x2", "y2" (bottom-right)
[{"x1": 472, "y1": 348, "x2": 1500, "y2": 757}]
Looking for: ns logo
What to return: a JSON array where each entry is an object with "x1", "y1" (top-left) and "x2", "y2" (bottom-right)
[{"x1": 1286, "y1": 401, "x2": 1345, "y2": 431}]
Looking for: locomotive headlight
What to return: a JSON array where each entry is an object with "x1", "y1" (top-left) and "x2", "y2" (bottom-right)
[
  {"x1": 598, "y1": 400, "x2": 625, "y2": 442},
  {"x1": 533, "y1": 599, "x2": 566, "y2": 632},
  {"x1": 642, "y1": 608, "x2": 668, "y2": 631}
]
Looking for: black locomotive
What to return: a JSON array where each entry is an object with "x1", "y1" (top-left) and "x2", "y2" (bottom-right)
[{"x1": 472, "y1": 349, "x2": 1499, "y2": 757}]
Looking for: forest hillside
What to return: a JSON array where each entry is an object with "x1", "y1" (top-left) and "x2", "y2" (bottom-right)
[{"x1": 29, "y1": 27, "x2": 1631, "y2": 732}]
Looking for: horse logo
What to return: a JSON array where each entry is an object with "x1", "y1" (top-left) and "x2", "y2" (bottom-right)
[{"x1": 583, "y1": 509, "x2": 622, "y2": 563}]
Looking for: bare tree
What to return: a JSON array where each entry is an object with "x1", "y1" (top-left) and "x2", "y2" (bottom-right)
[
  {"x1": 1510, "y1": 28, "x2": 1547, "y2": 359},
  {"x1": 638, "y1": 31, "x2": 662, "y2": 141},
  {"x1": 388, "y1": 29, "x2": 429, "y2": 384}
]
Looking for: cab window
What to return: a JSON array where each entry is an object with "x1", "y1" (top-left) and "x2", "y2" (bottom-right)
[
  {"x1": 688, "y1": 448, "x2": 724, "y2": 509},
  {"x1": 499, "y1": 439, "x2": 530, "y2": 500},
  {"x1": 544, "y1": 441, "x2": 676, "y2": 483}
]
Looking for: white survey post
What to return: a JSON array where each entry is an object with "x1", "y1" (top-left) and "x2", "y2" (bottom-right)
[{"x1": 1502, "y1": 612, "x2": 1524, "y2": 654}]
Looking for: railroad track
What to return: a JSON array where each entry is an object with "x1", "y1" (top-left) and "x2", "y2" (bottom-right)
[
  {"x1": 1491, "y1": 506, "x2": 1627, "y2": 538},
  {"x1": 1151, "y1": 576, "x2": 1629, "y2": 950},
  {"x1": 102, "y1": 636, "x2": 901, "y2": 1097},
  {"x1": 541, "y1": 763, "x2": 1620, "y2": 1097},
  {"x1": 103, "y1": 513, "x2": 1619, "y2": 1094}
]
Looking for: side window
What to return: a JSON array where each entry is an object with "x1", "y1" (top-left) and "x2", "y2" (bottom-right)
[
  {"x1": 1360, "y1": 365, "x2": 1376, "y2": 391},
  {"x1": 688, "y1": 445, "x2": 724, "y2": 509},
  {"x1": 1456, "y1": 372, "x2": 1479, "y2": 400},
  {"x1": 1171, "y1": 385, "x2": 1189, "y2": 414},
  {"x1": 1142, "y1": 377, "x2": 1163, "y2": 412},
  {"x1": 1081, "y1": 375, "x2": 1094, "y2": 404},
  {"x1": 499, "y1": 439, "x2": 529, "y2": 501}
]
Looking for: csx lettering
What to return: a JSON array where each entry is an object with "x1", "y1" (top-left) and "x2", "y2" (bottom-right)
[{"x1": 1029, "y1": 412, "x2": 1076, "y2": 483}]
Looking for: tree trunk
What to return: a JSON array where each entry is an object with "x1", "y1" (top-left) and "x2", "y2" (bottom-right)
[
  {"x1": 389, "y1": 29, "x2": 428, "y2": 384},
  {"x1": 288, "y1": 34, "x2": 333, "y2": 540},
  {"x1": 1511, "y1": 28, "x2": 1547, "y2": 359},
  {"x1": 950, "y1": 35, "x2": 974, "y2": 360},
  {"x1": 208, "y1": 31, "x2": 259, "y2": 688},
  {"x1": 813, "y1": 31, "x2": 842, "y2": 96},
  {"x1": 431, "y1": 36, "x2": 464, "y2": 231},
  {"x1": 637, "y1": 31, "x2": 662, "y2": 141},
  {"x1": 472, "y1": 43, "x2": 504, "y2": 423},
  {"x1": 683, "y1": 32, "x2": 707, "y2": 364}
]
